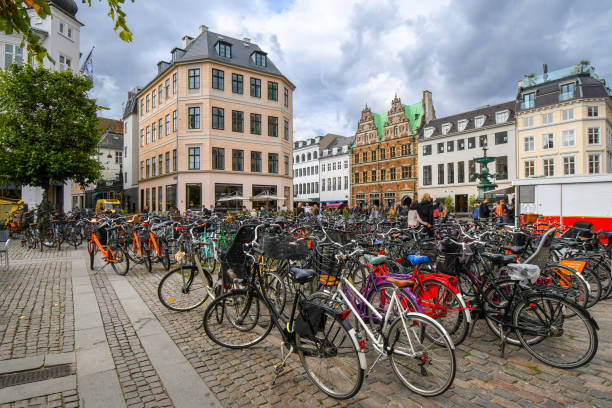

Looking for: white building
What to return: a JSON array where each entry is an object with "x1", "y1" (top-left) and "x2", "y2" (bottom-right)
[
  {"x1": 10, "y1": 0, "x2": 83, "y2": 211},
  {"x1": 122, "y1": 89, "x2": 140, "y2": 212},
  {"x1": 293, "y1": 137, "x2": 321, "y2": 204},
  {"x1": 319, "y1": 136, "x2": 352, "y2": 205},
  {"x1": 417, "y1": 101, "x2": 516, "y2": 212}
]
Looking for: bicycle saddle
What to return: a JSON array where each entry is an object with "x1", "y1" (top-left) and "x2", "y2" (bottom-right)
[
  {"x1": 405, "y1": 255, "x2": 429, "y2": 265},
  {"x1": 364, "y1": 254, "x2": 387, "y2": 265},
  {"x1": 482, "y1": 253, "x2": 516, "y2": 265},
  {"x1": 501, "y1": 245, "x2": 524, "y2": 254},
  {"x1": 290, "y1": 267, "x2": 317, "y2": 284},
  {"x1": 385, "y1": 277, "x2": 416, "y2": 288},
  {"x1": 506, "y1": 264, "x2": 540, "y2": 283}
]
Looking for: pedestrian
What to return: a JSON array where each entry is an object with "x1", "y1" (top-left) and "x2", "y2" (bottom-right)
[
  {"x1": 480, "y1": 198, "x2": 491, "y2": 221},
  {"x1": 370, "y1": 204, "x2": 380, "y2": 219},
  {"x1": 416, "y1": 193, "x2": 434, "y2": 235},
  {"x1": 407, "y1": 196, "x2": 421, "y2": 227},
  {"x1": 472, "y1": 201, "x2": 480, "y2": 220},
  {"x1": 296, "y1": 202, "x2": 305, "y2": 216}
]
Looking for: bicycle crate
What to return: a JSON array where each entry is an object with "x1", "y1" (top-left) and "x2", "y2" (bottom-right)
[
  {"x1": 326, "y1": 228, "x2": 353, "y2": 245},
  {"x1": 262, "y1": 234, "x2": 309, "y2": 260},
  {"x1": 219, "y1": 224, "x2": 256, "y2": 280},
  {"x1": 95, "y1": 226, "x2": 109, "y2": 245},
  {"x1": 312, "y1": 243, "x2": 341, "y2": 284}
]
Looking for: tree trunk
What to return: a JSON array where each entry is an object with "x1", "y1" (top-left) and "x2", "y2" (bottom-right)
[{"x1": 37, "y1": 182, "x2": 51, "y2": 236}]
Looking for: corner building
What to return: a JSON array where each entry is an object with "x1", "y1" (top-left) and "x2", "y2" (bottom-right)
[
  {"x1": 351, "y1": 92, "x2": 434, "y2": 208},
  {"x1": 137, "y1": 25, "x2": 295, "y2": 212}
]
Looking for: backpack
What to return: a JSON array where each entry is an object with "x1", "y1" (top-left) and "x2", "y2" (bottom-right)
[{"x1": 433, "y1": 208, "x2": 440, "y2": 218}]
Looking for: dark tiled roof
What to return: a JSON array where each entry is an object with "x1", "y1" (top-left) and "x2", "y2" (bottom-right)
[
  {"x1": 122, "y1": 89, "x2": 139, "y2": 120},
  {"x1": 418, "y1": 101, "x2": 514, "y2": 140}
]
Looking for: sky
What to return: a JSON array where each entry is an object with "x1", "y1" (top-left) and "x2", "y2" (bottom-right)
[{"x1": 77, "y1": 0, "x2": 612, "y2": 141}]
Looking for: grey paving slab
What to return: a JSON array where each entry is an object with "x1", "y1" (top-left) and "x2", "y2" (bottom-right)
[
  {"x1": 0, "y1": 375, "x2": 76, "y2": 404},
  {"x1": 0, "y1": 356, "x2": 43, "y2": 374},
  {"x1": 108, "y1": 273, "x2": 222, "y2": 408},
  {"x1": 43, "y1": 352, "x2": 75, "y2": 366},
  {"x1": 78, "y1": 369, "x2": 128, "y2": 408}
]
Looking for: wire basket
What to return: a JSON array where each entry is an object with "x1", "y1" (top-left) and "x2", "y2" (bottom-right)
[
  {"x1": 313, "y1": 243, "x2": 342, "y2": 285},
  {"x1": 262, "y1": 234, "x2": 309, "y2": 260}
]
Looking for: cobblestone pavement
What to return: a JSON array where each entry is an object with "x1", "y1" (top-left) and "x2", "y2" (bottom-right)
[
  {"x1": 0, "y1": 389, "x2": 79, "y2": 408},
  {"x1": 125, "y1": 260, "x2": 612, "y2": 408}
]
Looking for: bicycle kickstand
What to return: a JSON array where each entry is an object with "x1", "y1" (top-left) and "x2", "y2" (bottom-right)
[
  {"x1": 272, "y1": 343, "x2": 293, "y2": 385},
  {"x1": 498, "y1": 325, "x2": 507, "y2": 359}
]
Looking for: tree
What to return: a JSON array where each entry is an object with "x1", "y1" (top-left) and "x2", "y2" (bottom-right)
[
  {"x1": 0, "y1": 0, "x2": 133, "y2": 64},
  {"x1": 0, "y1": 64, "x2": 103, "y2": 211},
  {"x1": 444, "y1": 195, "x2": 454, "y2": 213}
]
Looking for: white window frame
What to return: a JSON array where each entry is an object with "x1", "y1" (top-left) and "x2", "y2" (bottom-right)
[
  {"x1": 542, "y1": 157, "x2": 555, "y2": 177},
  {"x1": 523, "y1": 135, "x2": 535, "y2": 152},
  {"x1": 561, "y1": 129, "x2": 576, "y2": 147},
  {"x1": 587, "y1": 106, "x2": 599, "y2": 117},
  {"x1": 474, "y1": 115, "x2": 485, "y2": 128},
  {"x1": 587, "y1": 127, "x2": 600, "y2": 145},
  {"x1": 562, "y1": 155, "x2": 576, "y2": 176},
  {"x1": 562, "y1": 108, "x2": 574, "y2": 121},
  {"x1": 423, "y1": 127, "x2": 434, "y2": 139},
  {"x1": 523, "y1": 117, "x2": 534, "y2": 128},
  {"x1": 541, "y1": 112, "x2": 553, "y2": 125},
  {"x1": 495, "y1": 110, "x2": 509, "y2": 124},
  {"x1": 457, "y1": 119, "x2": 468, "y2": 132},
  {"x1": 541, "y1": 133, "x2": 554, "y2": 150},
  {"x1": 588, "y1": 153, "x2": 601, "y2": 174},
  {"x1": 524, "y1": 159, "x2": 535, "y2": 178},
  {"x1": 441, "y1": 123, "x2": 451, "y2": 135}
]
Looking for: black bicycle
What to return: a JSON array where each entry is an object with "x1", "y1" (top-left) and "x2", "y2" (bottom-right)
[{"x1": 203, "y1": 223, "x2": 365, "y2": 400}]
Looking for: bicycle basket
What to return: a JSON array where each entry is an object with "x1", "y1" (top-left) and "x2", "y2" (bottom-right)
[
  {"x1": 313, "y1": 243, "x2": 341, "y2": 282},
  {"x1": 262, "y1": 235, "x2": 309, "y2": 260},
  {"x1": 95, "y1": 226, "x2": 109, "y2": 245},
  {"x1": 294, "y1": 300, "x2": 327, "y2": 339},
  {"x1": 326, "y1": 229, "x2": 352, "y2": 245}
]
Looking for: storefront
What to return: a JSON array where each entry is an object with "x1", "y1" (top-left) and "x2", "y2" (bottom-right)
[
  {"x1": 215, "y1": 183, "x2": 243, "y2": 211},
  {"x1": 186, "y1": 183, "x2": 202, "y2": 210},
  {"x1": 252, "y1": 185, "x2": 277, "y2": 209}
]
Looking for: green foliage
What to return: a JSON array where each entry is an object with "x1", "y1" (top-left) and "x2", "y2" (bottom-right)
[
  {"x1": 444, "y1": 195, "x2": 454, "y2": 212},
  {"x1": 342, "y1": 208, "x2": 350, "y2": 218},
  {"x1": 0, "y1": 64, "x2": 103, "y2": 194},
  {"x1": 468, "y1": 195, "x2": 477, "y2": 211},
  {"x1": 0, "y1": 0, "x2": 133, "y2": 64}
]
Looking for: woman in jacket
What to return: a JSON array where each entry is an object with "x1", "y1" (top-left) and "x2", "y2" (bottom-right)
[{"x1": 417, "y1": 193, "x2": 434, "y2": 236}]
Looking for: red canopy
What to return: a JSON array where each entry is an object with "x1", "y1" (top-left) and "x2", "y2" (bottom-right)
[{"x1": 327, "y1": 202, "x2": 345, "y2": 210}]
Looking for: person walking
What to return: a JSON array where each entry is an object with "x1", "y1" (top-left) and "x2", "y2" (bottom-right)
[
  {"x1": 480, "y1": 198, "x2": 491, "y2": 221},
  {"x1": 417, "y1": 193, "x2": 434, "y2": 236},
  {"x1": 472, "y1": 201, "x2": 480, "y2": 220}
]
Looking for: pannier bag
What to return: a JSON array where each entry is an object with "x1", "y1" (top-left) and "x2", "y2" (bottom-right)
[{"x1": 294, "y1": 300, "x2": 327, "y2": 338}]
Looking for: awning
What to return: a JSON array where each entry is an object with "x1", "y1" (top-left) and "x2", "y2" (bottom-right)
[
  {"x1": 485, "y1": 186, "x2": 514, "y2": 195},
  {"x1": 326, "y1": 202, "x2": 345, "y2": 210}
]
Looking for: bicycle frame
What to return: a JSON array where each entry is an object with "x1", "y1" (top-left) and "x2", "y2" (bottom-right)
[{"x1": 90, "y1": 231, "x2": 119, "y2": 263}]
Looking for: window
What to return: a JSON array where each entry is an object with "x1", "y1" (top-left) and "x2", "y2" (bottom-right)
[
  {"x1": 495, "y1": 131, "x2": 508, "y2": 145},
  {"x1": 438, "y1": 163, "x2": 445, "y2": 185},
  {"x1": 393, "y1": 126, "x2": 398, "y2": 136},
  {"x1": 146, "y1": 126, "x2": 150, "y2": 144},
  {"x1": 146, "y1": 159, "x2": 150, "y2": 178},
  {"x1": 140, "y1": 161, "x2": 144, "y2": 179},
  {"x1": 140, "y1": 100, "x2": 144, "y2": 117},
  {"x1": 268, "y1": 153, "x2": 278, "y2": 173},
  {"x1": 495, "y1": 111, "x2": 509, "y2": 124},
  {"x1": 231, "y1": 110, "x2": 243, "y2": 133},
  {"x1": 172, "y1": 110, "x2": 177, "y2": 132},
  {"x1": 268, "y1": 116, "x2": 278, "y2": 137},
  {"x1": 165, "y1": 114, "x2": 170, "y2": 136},
  {"x1": 232, "y1": 74, "x2": 243, "y2": 94},
  {"x1": 523, "y1": 135, "x2": 535, "y2": 152},
  {"x1": 561, "y1": 129, "x2": 575, "y2": 147},
  {"x1": 423, "y1": 145, "x2": 432, "y2": 156},
  {"x1": 371, "y1": 170, "x2": 376, "y2": 182},
  {"x1": 188, "y1": 68, "x2": 200, "y2": 89},
  {"x1": 441, "y1": 123, "x2": 451, "y2": 135},
  {"x1": 543, "y1": 158, "x2": 555, "y2": 177},
  {"x1": 328, "y1": 179, "x2": 332, "y2": 190},
  {"x1": 188, "y1": 107, "x2": 201, "y2": 129},
  {"x1": 401, "y1": 144, "x2": 410, "y2": 156},
  {"x1": 390, "y1": 168, "x2": 396, "y2": 180},
  {"x1": 447, "y1": 141, "x2": 454, "y2": 152},
  {"x1": 58, "y1": 55, "x2": 71, "y2": 71},
  {"x1": 457, "y1": 119, "x2": 468, "y2": 132},
  {"x1": 523, "y1": 117, "x2": 534, "y2": 127},
  {"x1": 283, "y1": 119, "x2": 289, "y2": 141},
  {"x1": 253, "y1": 52, "x2": 267, "y2": 67},
  {"x1": 284, "y1": 154, "x2": 289, "y2": 176},
  {"x1": 146, "y1": 95, "x2": 150, "y2": 112},
  {"x1": 588, "y1": 127, "x2": 600, "y2": 144},
  {"x1": 212, "y1": 147, "x2": 225, "y2": 170},
  {"x1": 474, "y1": 115, "x2": 485, "y2": 128},
  {"x1": 542, "y1": 133, "x2": 554, "y2": 149},
  {"x1": 380, "y1": 148, "x2": 386, "y2": 160},
  {"x1": 152, "y1": 90, "x2": 156, "y2": 108},
  {"x1": 152, "y1": 122, "x2": 156, "y2": 141},
  {"x1": 250, "y1": 78, "x2": 261, "y2": 97},
  {"x1": 437, "y1": 143, "x2": 444, "y2": 153},
  {"x1": 457, "y1": 139, "x2": 465, "y2": 150},
  {"x1": 423, "y1": 166, "x2": 432, "y2": 186},
  {"x1": 165, "y1": 152, "x2": 170, "y2": 173},
  {"x1": 447, "y1": 163, "x2": 454, "y2": 184},
  {"x1": 469, "y1": 160, "x2": 476, "y2": 177},
  {"x1": 158, "y1": 119, "x2": 163, "y2": 139},
  {"x1": 67, "y1": 27, "x2": 72, "y2": 38},
  {"x1": 496, "y1": 156, "x2": 508, "y2": 180},
  {"x1": 59, "y1": 22, "x2": 64, "y2": 33},
  {"x1": 354, "y1": 173, "x2": 359, "y2": 184},
  {"x1": 468, "y1": 137, "x2": 476, "y2": 149},
  {"x1": 362, "y1": 171, "x2": 368, "y2": 183},
  {"x1": 332, "y1": 162, "x2": 335, "y2": 170},
  {"x1": 371, "y1": 150, "x2": 377, "y2": 161},
  {"x1": 522, "y1": 92, "x2": 535, "y2": 109},
  {"x1": 215, "y1": 41, "x2": 231, "y2": 58},
  {"x1": 587, "y1": 106, "x2": 599, "y2": 117},
  {"x1": 354, "y1": 154, "x2": 359, "y2": 164},
  {"x1": 212, "y1": 69, "x2": 224, "y2": 90},
  {"x1": 541, "y1": 113, "x2": 553, "y2": 124},
  {"x1": 186, "y1": 184, "x2": 201, "y2": 209},
  {"x1": 251, "y1": 151, "x2": 262, "y2": 172},
  {"x1": 188, "y1": 147, "x2": 200, "y2": 170},
  {"x1": 250, "y1": 114, "x2": 261, "y2": 135},
  {"x1": 390, "y1": 146, "x2": 395, "y2": 158},
  {"x1": 151, "y1": 156, "x2": 156, "y2": 176},
  {"x1": 172, "y1": 73, "x2": 177, "y2": 94},
  {"x1": 524, "y1": 160, "x2": 535, "y2": 177},
  {"x1": 562, "y1": 109, "x2": 573, "y2": 121},
  {"x1": 212, "y1": 107, "x2": 224, "y2": 130},
  {"x1": 140, "y1": 129, "x2": 144, "y2": 146},
  {"x1": 559, "y1": 82, "x2": 575, "y2": 101},
  {"x1": 458, "y1": 161, "x2": 465, "y2": 183},
  {"x1": 172, "y1": 149, "x2": 177, "y2": 171},
  {"x1": 344, "y1": 176, "x2": 348, "y2": 189},
  {"x1": 362, "y1": 152, "x2": 367, "y2": 162},
  {"x1": 232, "y1": 149, "x2": 244, "y2": 171},
  {"x1": 165, "y1": 79, "x2": 170, "y2": 99},
  {"x1": 284, "y1": 87, "x2": 289, "y2": 107},
  {"x1": 588, "y1": 154, "x2": 601, "y2": 174},
  {"x1": 563, "y1": 156, "x2": 575, "y2": 175},
  {"x1": 380, "y1": 169, "x2": 386, "y2": 181},
  {"x1": 424, "y1": 127, "x2": 434, "y2": 138},
  {"x1": 268, "y1": 82, "x2": 278, "y2": 101}
]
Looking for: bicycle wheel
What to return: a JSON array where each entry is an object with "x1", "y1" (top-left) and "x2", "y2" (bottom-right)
[
  {"x1": 367, "y1": 283, "x2": 419, "y2": 327},
  {"x1": 513, "y1": 293, "x2": 598, "y2": 368},
  {"x1": 581, "y1": 267, "x2": 601, "y2": 308},
  {"x1": 262, "y1": 271, "x2": 287, "y2": 315},
  {"x1": 540, "y1": 264, "x2": 589, "y2": 309},
  {"x1": 110, "y1": 246, "x2": 130, "y2": 276},
  {"x1": 297, "y1": 307, "x2": 364, "y2": 400},
  {"x1": 388, "y1": 312, "x2": 456, "y2": 397},
  {"x1": 88, "y1": 241, "x2": 95, "y2": 270},
  {"x1": 142, "y1": 242, "x2": 152, "y2": 273},
  {"x1": 159, "y1": 240, "x2": 171, "y2": 271},
  {"x1": 483, "y1": 279, "x2": 523, "y2": 345},
  {"x1": 413, "y1": 280, "x2": 470, "y2": 346},
  {"x1": 203, "y1": 289, "x2": 273, "y2": 349},
  {"x1": 158, "y1": 266, "x2": 212, "y2": 312}
]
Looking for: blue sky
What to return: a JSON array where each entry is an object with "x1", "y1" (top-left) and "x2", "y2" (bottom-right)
[{"x1": 77, "y1": 0, "x2": 612, "y2": 140}]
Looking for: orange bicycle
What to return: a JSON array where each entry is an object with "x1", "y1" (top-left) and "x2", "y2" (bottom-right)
[{"x1": 87, "y1": 219, "x2": 130, "y2": 275}]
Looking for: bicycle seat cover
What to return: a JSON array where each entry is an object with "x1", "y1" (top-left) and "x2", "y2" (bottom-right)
[
  {"x1": 385, "y1": 277, "x2": 416, "y2": 288},
  {"x1": 406, "y1": 255, "x2": 429, "y2": 265},
  {"x1": 501, "y1": 245, "x2": 524, "y2": 254},
  {"x1": 506, "y1": 264, "x2": 540, "y2": 283},
  {"x1": 290, "y1": 267, "x2": 317, "y2": 284},
  {"x1": 364, "y1": 254, "x2": 387, "y2": 265}
]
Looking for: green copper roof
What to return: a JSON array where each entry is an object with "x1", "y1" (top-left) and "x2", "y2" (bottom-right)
[
  {"x1": 372, "y1": 112, "x2": 388, "y2": 139},
  {"x1": 371, "y1": 101, "x2": 423, "y2": 140}
]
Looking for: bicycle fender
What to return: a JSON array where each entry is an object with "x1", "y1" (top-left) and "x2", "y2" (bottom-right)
[
  {"x1": 454, "y1": 293, "x2": 473, "y2": 324},
  {"x1": 347, "y1": 327, "x2": 367, "y2": 369}
]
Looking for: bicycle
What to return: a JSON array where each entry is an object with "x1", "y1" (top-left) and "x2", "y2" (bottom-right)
[{"x1": 87, "y1": 219, "x2": 130, "y2": 275}]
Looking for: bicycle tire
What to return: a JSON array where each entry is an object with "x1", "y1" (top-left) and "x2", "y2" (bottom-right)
[
  {"x1": 367, "y1": 283, "x2": 419, "y2": 327},
  {"x1": 513, "y1": 293, "x2": 598, "y2": 369},
  {"x1": 389, "y1": 312, "x2": 456, "y2": 397},
  {"x1": 482, "y1": 279, "x2": 523, "y2": 345},
  {"x1": 158, "y1": 265, "x2": 213, "y2": 312},
  {"x1": 89, "y1": 241, "x2": 95, "y2": 270},
  {"x1": 203, "y1": 289, "x2": 273, "y2": 349},
  {"x1": 159, "y1": 240, "x2": 171, "y2": 271},
  {"x1": 110, "y1": 246, "x2": 130, "y2": 276},
  {"x1": 540, "y1": 264, "x2": 589, "y2": 309},
  {"x1": 142, "y1": 242, "x2": 152, "y2": 273},
  {"x1": 297, "y1": 308, "x2": 364, "y2": 400},
  {"x1": 581, "y1": 266, "x2": 601, "y2": 308}
]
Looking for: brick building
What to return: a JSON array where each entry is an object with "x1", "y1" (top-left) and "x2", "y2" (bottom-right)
[{"x1": 351, "y1": 91, "x2": 434, "y2": 208}]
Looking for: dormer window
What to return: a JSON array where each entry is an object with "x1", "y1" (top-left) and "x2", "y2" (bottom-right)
[
  {"x1": 441, "y1": 123, "x2": 451, "y2": 135},
  {"x1": 252, "y1": 51, "x2": 267, "y2": 67},
  {"x1": 495, "y1": 110, "x2": 509, "y2": 124},
  {"x1": 474, "y1": 115, "x2": 485, "y2": 128},
  {"x1": 215, "y1": 41, "x2": 232, "y2": 58},
  {"x1": 457, "y1": 119, "x2": 468, "y2": 132},
  {"x1": 423, "y1": 127, "x2": 434, "y2": 139}
]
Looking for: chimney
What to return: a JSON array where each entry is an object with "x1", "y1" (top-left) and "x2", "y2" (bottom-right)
[
  {"x1": 243, "y1": 37, "x2": 251, "y2": 43},
  {"x1": 543, "y1": 64, "x2": 548, "y2": 74},
  {"x1": 181, "y1": 35, "x2": 194, "y2": 49},
  {"x1": 422, "y1": 90, "x2": 435, "y2": 123},
  {"x1": 199, "y1": 25, "x2": 208, "y2": 35}
]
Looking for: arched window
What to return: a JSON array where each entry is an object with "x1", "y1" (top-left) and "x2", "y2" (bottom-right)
[
  {"x1": 307, "y1": 152, "x2": 312, "y2": 161},
  {"x1": 301, "y1": 154, "x2": 305, "y2": 162},
  {"x1": 295, "y1": 155, "x2": 299, "y2": 163},
  {"x1": 394, "y1": 126, "x2": 398, "y2": 136},
  {"x1": 313, "y1": 151, "x2": 318, "y2": 159}
]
